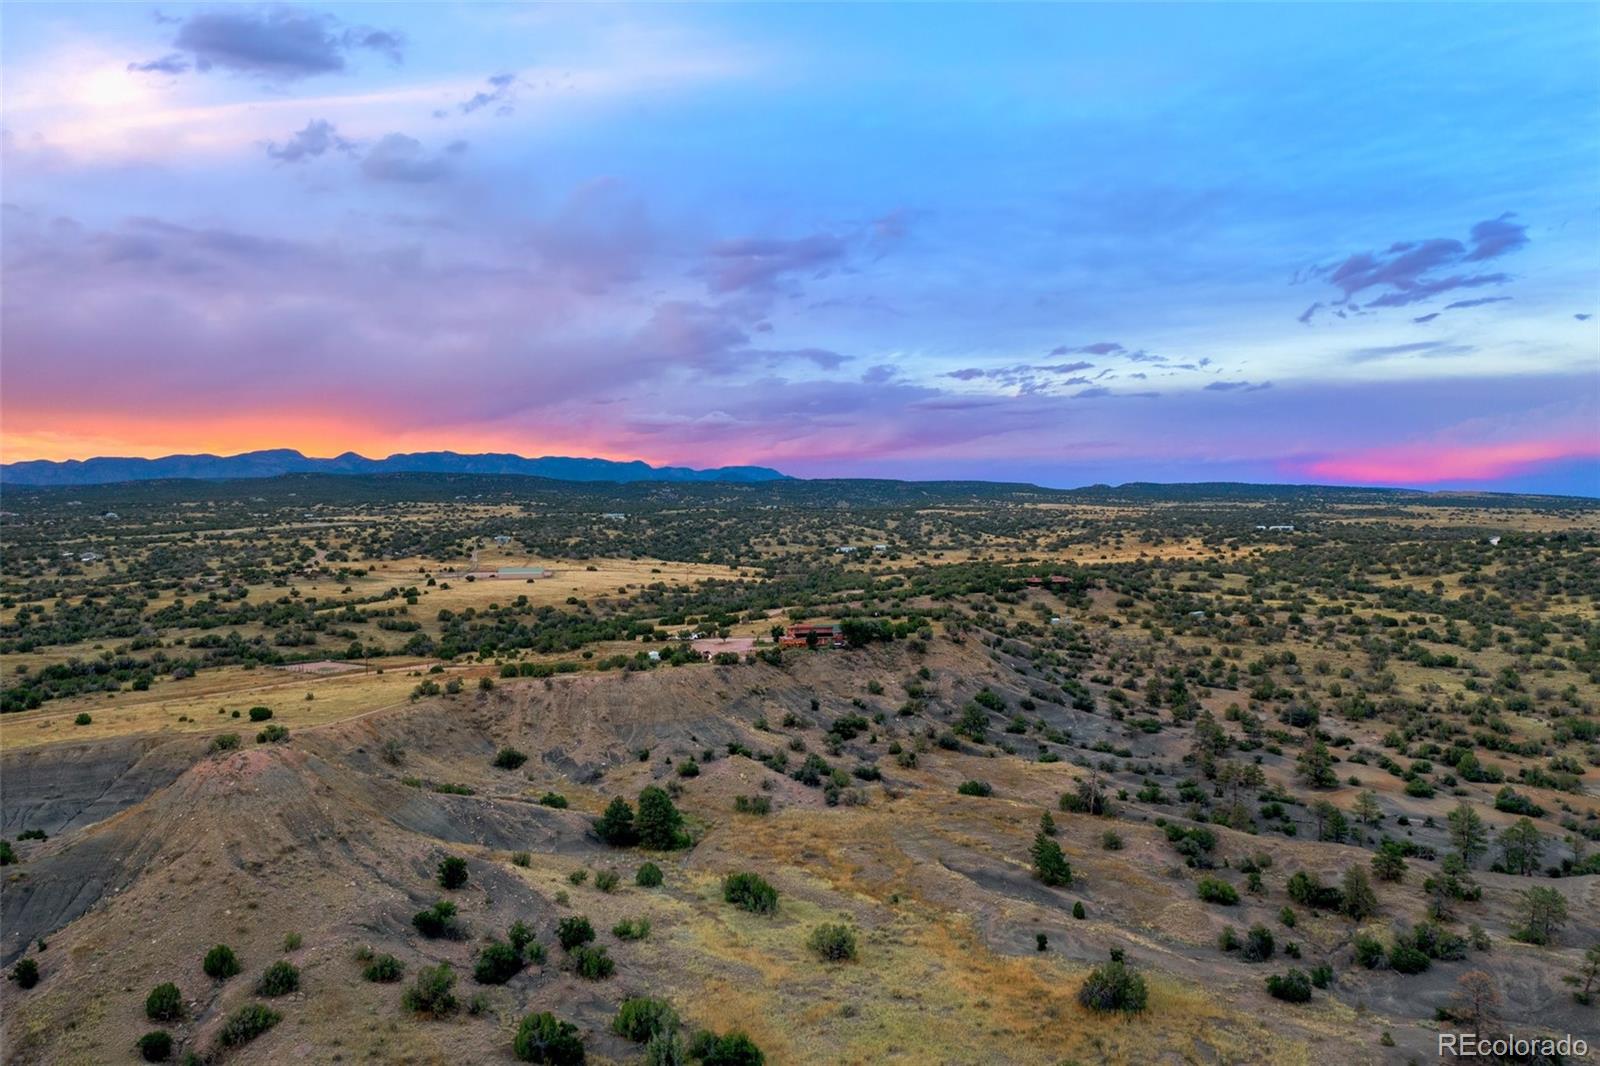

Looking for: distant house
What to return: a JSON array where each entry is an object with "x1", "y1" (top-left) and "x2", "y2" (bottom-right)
[
  {"x1": 1025, "y1": 576, "x2": 1043, "y2": 586},
  {"x1": 647, "y1": 650, "x2": 661, "y2": 662},
  {"x1": 835, "y1": 546, "x2": 858, "y2": 554},
  {"x1": 600, "y1": 512, "x2": 626, "y2": 520},
  {"x1": 1189, "y1": 610, "x2": 1207, "y2": 619},
  {"x1": 1488, "y1": 535, "x2": 1501, "y2": 546},
  {"x1": 1268, "y1": 524, "x2": 1295, "y2": 532},
  {"x1": 79, "y1": 551, "x2": 101, "y2": 563},
  {"x1": 872, "y1": 543, "x2": 889, "y2": 553},
  {"x1": 782, "y1": 623, "x2": 846, "y2": 648},
  {"x1": 100, "y1": 511, "x2": 119, "y2": 520},
  {"x1": 492, "y1": 535, "x2": 512, "y2": 545}
]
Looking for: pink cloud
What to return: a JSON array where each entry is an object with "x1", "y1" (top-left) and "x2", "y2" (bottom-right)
[{"x1": 1291, "y1": 437, "x2": 1600, "y2": 485}]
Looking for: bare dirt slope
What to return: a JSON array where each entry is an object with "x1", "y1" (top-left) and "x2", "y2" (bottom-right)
[{"x1": 2, "y1": 641, "x2": 1595, "y2": 1065}]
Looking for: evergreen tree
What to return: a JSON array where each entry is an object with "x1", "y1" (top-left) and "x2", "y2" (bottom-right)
[
  {"x1": 1031, "y1": 832, "x2": 1072, "y2": 886},
  {"x1": 1447, "y1": 802, "x2": 1489, "y2": 867},
  {"x1": 1341, "y1": 866, "x2": 1378, "y2": 920},
  {"x1": 636, "y1": 787, "x2": 684, "y2": 850},
  {"x1": 1296, "y1": 739, "x2": 1337, "y2": 789},
  {"x1": 595, "y1": 797, "x2": 638, "y2": 846},
  {"x1": 1497, "y1": 818, "x2": 1545, "y2": 876}
]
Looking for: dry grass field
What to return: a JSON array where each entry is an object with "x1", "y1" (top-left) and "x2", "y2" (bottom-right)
[{"x1": 2, "y1": 477, "x2": 1597, "y2": 1065}]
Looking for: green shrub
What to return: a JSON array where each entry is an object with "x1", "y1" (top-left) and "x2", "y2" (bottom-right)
[
  {"x1": 636, "y1": 862, "x2": 664, "y2": 887},
  {"x1": 402, "y1": 962, "x2": 457, "y2": 1016},
  {"x1": 1242, "y1": 925, "x2": 1275, "y2": 963},
  {"x1": 514, "y1": 1011, "x2": 586, "y2": 1064},
  {"x1": 412, "y1": 900, "x2": 459, "y2": 938},
  {"x1": 1076, "y1": 952, "x2": 1148, "y2": 1014},
  {"x1": 282, "y1": 932, "x2": 302, "y2": 952},
  {"x1": 956, "y1": 779, "x2": 993, "y2": 797},
  {"x1": 594, "y1": 869, "x2": 620, "y2": 893},
  {"x1": 572, "y1": 945, "x2": 615, "y2": 980},
  {"x1": 807, "y1": 923, "x2": 858, "y2": 962},
  {"x1": 646, "y1": 1030, "x2": 688, "y2": 1066},
  {"x1": 74, "y1": 712, "x2": 92, "y2": 726},
  {"x1": 493, "y1": 747, "x2": 528, "y2": 770},
  {"x1": 613, "y1": 918, "x2": 651, "y2": 941},
  {"x1": 255, "y1": 723, "x2": 289, "y2": 743},
  {"x1": 10, "y1": 958, "x2": 39, "y2": 989},
  {"x1": 512, "y1": 851, "x2": 532, "y2": 867},
  {"x1": 1388, "y1": 942, "x2": 1431, "y2": 975},
  {"x1": 0, "y1": 840, "x2": 16, "y2": 866},
  {"x1": 437, "y1": 855, "x2": 469, "y2": 889},
  {"x1": 734, "y1": 795, "x2": 772, "y2": 816},
  {"x1": 218, "y1": 1002, "x2": 282, "y2": 1046},
  {"x1": 1286, "y1": 871, "x2": 1342, "y2": 911},
  {"x1": 1196, "y1": 877, "x2": 1239, "y2": 905},
  {"x1": 557, "y1": 916, "x2": 596, "y2": 951},
  {"x1": 363, "y1": 954, "x2": 404, "y2": 982},
  {"x1": 145, "y1": 982, "x2": 184, "y2": 1022},
  {"x1": 248, "y1": 706, "x2": 273, "y2": 722},
  {"x1": 1353, "y1": 933, "x2": 1385, "y2": 968},
  {"x1": 688, "y1": 1030, "x2": 766, "y2": 1066},
  {"x1": 613, "y1": 996, "x2": 679, "y2": 1042},
  {"x1": 137, "y1": 1030, "x2": 172, "y2": 1062},
  {"x1": 723, "y1": 872, "x2": 779, "y2": 915},
  {"x1": 539, "y1": 792, "x2": 569, "y2": 808},
  {"x1": 202, "y1": 944, "x2": 241, "y2": 980},
  {"x1": 1073, "y1": 901, "x2": 1087, "y2": 920},
  {"x1": 1310, "y1": 964, "x2": 1333, "y2": 989},
  {"x1": 1266, "y1": 970, "x2": 1312, "y2": 1002},
  {"x1": 255, "y1": 960, "x2": 299, "y2": 996},
  {"x1": 474, "y1": 940, "x2": 524, "y2": 985},
  {"x1": 509, "y1": 920, "x2": 536, "y2": 953}
]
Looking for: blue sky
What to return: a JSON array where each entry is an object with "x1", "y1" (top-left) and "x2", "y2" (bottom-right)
[{"x1": 2, "y1": 3, "x2": 1596, "y2": 492}]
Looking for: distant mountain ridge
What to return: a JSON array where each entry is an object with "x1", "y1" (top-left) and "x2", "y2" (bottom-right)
[{"x1": 0, "y1": 449, "x2": 789, "y2": 487}]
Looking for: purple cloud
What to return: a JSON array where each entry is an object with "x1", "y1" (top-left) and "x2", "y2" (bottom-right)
[
  {"x1": 266, "y1": 119, "x2": 353, "y2": 163},
  {"x1": 138, "y1": 5, "x2": 405, "y2": 80},
  {"x1": 1302, "y1": 215, "x2": 1527, "y2": 320},
  {"x1": 706, "y1": 233, "x2": 847, "y2": 293},
  {"x1": 1205, "y1": 380, "x2": 1272, "y2": 392},
  {"x1": 459, "y1": 72, "x2": 518, "y2": 116},
  {"x1": 360, "y1": 134, "x2": 459, "y2": 183},
  {"x1": 1443, "y1": 296, "x2": 1512, "y2": 310},
  {"x1": 1051, "y1": 341, "x2": 1123, "y2": 356},
  {"x1": 127, "y1": 53, "x2": 190, "y2": 75}
]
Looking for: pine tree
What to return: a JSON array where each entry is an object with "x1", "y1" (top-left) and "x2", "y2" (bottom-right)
[
  {"x1": 1497, "y1": 818, "x2": 1545, "y2": 876},
  {"x1": 1296, "y1": 739, "x2": 1337, "y2": 789},
  {"x1": 636, "y1": 787, "x2": 684, "y2": 850},
  {"x1": 1031, "y1": 832, "x2": 1072, "y2": 886},
  {"x1": 595, "y1": 797, "x2": 638, "y2": 846},
  {"x1": 1352, "y1": 790, "x2": 1383, "y2": 827},
  {"x1": 1039, "y1": 811, "x2": 1056, "y2": 837},
  {"x1": 1341, "y1": 866, "x2": 1378, "y2": 920},
  {"x1": 1447, "y1": 802, "x2": 1489, "y2": 867}
]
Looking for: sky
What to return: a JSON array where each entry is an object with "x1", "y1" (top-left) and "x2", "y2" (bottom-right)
[{"x1": 2, "y1": 3, "x2": 1597, "y2": 494}]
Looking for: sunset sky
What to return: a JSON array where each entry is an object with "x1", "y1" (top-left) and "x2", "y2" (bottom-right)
[{"x1": 2, "y1": 3, "x2": 1597, "y2": 493}]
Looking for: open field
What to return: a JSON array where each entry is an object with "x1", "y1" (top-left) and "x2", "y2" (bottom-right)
[{"x1": 3, "y1": 474, "x2": 1598, "y2": 1064}]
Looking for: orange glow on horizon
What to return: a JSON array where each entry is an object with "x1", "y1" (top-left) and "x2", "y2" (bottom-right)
[{"x1": 0, "y1": 413, "x2": 675, "y2": 468}]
